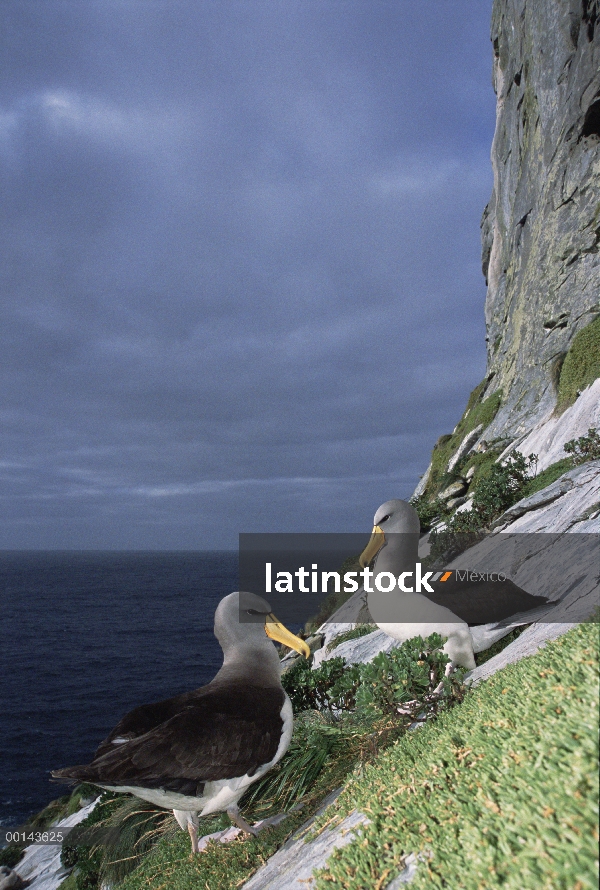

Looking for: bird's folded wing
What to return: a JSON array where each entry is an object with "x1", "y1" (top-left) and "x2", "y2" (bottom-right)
[
  {"x1": 425, "y1": 577, "x2": 550, "y2": 625},
  {"x1": 56, "y1": 684, "x2": 285, "y2": 790},
  {"x1": 94, "y1": 689, "x2": 199, "y2": 758}
]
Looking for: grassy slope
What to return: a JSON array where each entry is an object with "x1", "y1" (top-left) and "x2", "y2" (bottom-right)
[
  {"x1": 313, "y1": 622, "x2": 599, "y2": 890},
  {"x1": 109, "y1": 624, "x2": 597, "y2": 890}
]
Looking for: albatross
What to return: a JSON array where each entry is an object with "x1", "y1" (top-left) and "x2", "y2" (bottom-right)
[
  {"x1": 359, "y1": 499, "x2": 552, "y2": 670},
  {"x1": 52, "y1": 591, "x2": 310, "y2": 853}
]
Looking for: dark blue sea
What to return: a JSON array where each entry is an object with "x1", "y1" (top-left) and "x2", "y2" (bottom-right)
[{"x1": 0, "y1": 551, "x2": 238, "y2": 828}]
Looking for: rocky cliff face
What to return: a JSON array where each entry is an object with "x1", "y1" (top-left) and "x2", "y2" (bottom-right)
[{"x1": 479, "y1": 0, "x2": 600, "y2": 439}]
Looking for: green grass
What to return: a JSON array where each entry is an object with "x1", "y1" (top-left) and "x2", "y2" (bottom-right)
[
  {"x1": 461, "y1": 446, "x2": 504, "y2": 484},
  {"x1": 521, "y1": 458, "x2": 574, "y2": 497},
  {"x1": 424, "y1": 382, "x2": 502, "y2": 500},
  {"x1": 115, "y1": 808, "x2": 310, "y2": 890},
  {"x1": 312, "y1": 622, "x2": 599, "y2": 890},
  {"x1": 326, "y1": 625, "x2": 377, "y2": 652},
  {"x1": 556, "y1": 316, "x2": 600, "y2": 413}
]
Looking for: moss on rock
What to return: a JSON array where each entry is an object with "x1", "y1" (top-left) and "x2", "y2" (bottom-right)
[{"x1": 556, "y1": 316, "x2": 600, "y2": 413}]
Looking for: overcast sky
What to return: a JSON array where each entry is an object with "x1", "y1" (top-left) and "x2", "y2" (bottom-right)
[{"x1": 1, "y1": 1, "x2": 496, "y2": 549}]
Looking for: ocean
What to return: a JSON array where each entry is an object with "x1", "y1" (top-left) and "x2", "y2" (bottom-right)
[{"x1": 0, "y1": 551, "x2": 238, "y2": 828}]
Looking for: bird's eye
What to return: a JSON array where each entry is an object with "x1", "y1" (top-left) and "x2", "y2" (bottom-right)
[
  {"x1": 245, "y1": 608, "x2": 263, "y2": 616},
  {"x1": 379, "y1": 514, "x2": 391, "y2": 523}
]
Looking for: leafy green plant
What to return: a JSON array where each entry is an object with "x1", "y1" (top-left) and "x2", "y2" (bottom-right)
[
  {"x1": 282, "y1": 656, "x2": 362, "y2": 713},
  {"x1": 355, "y1": 635, "x2": 465, "y2": 721},
  {"x1": 564, "y1": 426, "x2": 600, "y2": 464},
  {"x1": 469, "y1": 451, "x2": 537, "y2": 521},
  {"x1": 430, "y1": 451, "x2": 537, "y2": 560},
  {"x1": 283, "y1": 635, "x2": 462, "y2": 721},
  {"x1": 409, "y1": 495, "x2": 449, "y2": 532}
]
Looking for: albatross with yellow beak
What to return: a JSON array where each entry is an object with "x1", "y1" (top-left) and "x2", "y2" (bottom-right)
[
  {"x1": 52, "y1": 591, "x2": 309, "y2": 853},
  {"x1": 360, "y1": 499, "x2": 551, "y2": 670}
]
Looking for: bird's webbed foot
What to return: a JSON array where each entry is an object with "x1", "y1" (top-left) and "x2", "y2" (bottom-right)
[
  {"x1": 226, "y1": 806, "x2": 288, "y2": 837},
  {"x1": 226, "y1": 806, "x2": 259, "y2": 836}
]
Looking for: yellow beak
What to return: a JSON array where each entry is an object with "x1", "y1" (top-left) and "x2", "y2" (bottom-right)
[
  {"x1": 359, "y1": 525, "x2": 385, "y2": 568},
  {"x1": 265, "y1": 614, "x2": 311, "y2": 658}
]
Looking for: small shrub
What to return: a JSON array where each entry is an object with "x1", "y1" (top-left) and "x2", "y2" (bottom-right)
[
  {"x1": 430, "y1": 452, "x2": 537, "y2": 560},
  {"x1": 409, "y1": 495, "x2": 449, "y2": 532},
  {"x1": 355, "y1": 635, "x2": 464, "y2": 721},
  {"x1": 564, "y1": 427, "x2": 600, "y2": 464},
  {"x1": 469, "y1": 451, "x2": 537, "y2": 521},
  {"x1": 282, "y1": 656, "x2": 361, "y2": 713},
  {"x1": 0, "y1": 844, "x2": 25, "y2": 869},
  {"x1": 283, "y1": 635, "x2": 462, "y2": 721}
]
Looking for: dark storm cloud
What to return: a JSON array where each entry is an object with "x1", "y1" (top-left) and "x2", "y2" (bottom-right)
[{"x1": 0, "y1": 1, "x2": 495, "y2": 548}]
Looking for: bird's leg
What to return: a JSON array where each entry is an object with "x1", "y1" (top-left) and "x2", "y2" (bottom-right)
[
  {"x1": 227, "y1": 806, "x2": 258, "y2": 837},
  {"x1": 430, "y1": 661, "x2": 455, "y2": 699},
  {"x1": 187, "y1": 815, "x2": 199, "y2": 854}
]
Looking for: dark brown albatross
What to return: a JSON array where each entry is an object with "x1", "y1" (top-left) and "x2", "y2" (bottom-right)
[{"x1": 52, "y1": 591, "x2": 310, "y2": 853}]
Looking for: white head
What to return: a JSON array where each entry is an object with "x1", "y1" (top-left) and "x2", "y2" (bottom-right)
[
  {"x1": 213, "y1": 591, "x2": 309, "y2": 686},
  {"x1": 373, "y1": 499, "x2": 420, "y2": 534}
]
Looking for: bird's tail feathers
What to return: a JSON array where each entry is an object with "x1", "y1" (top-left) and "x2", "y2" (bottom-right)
[
  {"x1": 469, "y1": 603, "x2": 553, "y2": 654},
  {"x1": 51, "y1": 766, "x2": 93, "y2": 784}
]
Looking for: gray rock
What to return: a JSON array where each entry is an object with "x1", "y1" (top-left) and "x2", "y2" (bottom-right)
[
  {"x1": 447, "y1": 425, "x2": 484, "y2": 472},
  {"x1": 480, "y1": 0, "x2": 600, "y2": 440},
  {"x1": 240, "y1": 790, "x2": 368, "y2": 889},
  {"x1": 280, "y1": 633, "x2": 324, "y2": 673},
  {"x1": 446, "y1": 495, "x2": 469, "y2": 510},
  {"x1": 439, "y1": 480, "x2": 467, "y2": 501},
  {"x1": 465, "y1": 465, "x2": 476, "y2": 482},
  {"x1": 492, "y1": 460, "x2": 600, "y2": 532},
  {"x1": 384, "y1": 852, "x2": 433, "y2": 888},
  {"x1": 13, "y1": 797, "x2": 99, "y2": 890},
  {"x1": 465, "y1": 622, "x2": 576, "y2": 687},
  {"x1": 411, "y1": 462, "x2": 432, "y2": 499},
  {"x1": 0, "y1": 867, "x2": 27, "y2": 890},
  {"x1": 313, "y1": 628, "x2": 400, "y2": 669}
]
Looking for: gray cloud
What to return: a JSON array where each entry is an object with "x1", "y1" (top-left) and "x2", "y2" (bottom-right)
[{"x1": 0, "y1": 1, "x2": 495, "y2": 548}]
